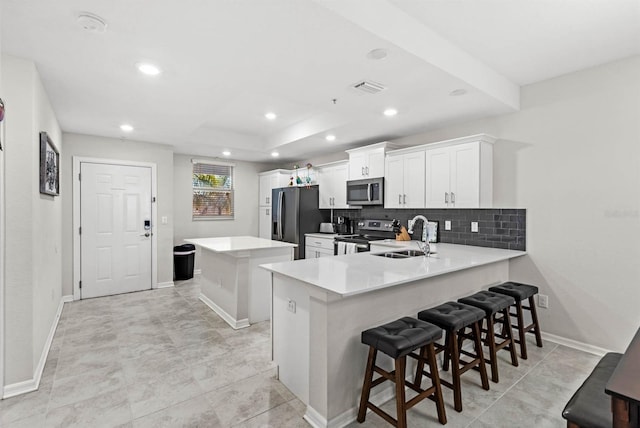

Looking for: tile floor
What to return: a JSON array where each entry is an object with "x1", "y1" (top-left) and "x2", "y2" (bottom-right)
[{"x1": 0, "y1": 278, "x2": 601, "y2": 427}]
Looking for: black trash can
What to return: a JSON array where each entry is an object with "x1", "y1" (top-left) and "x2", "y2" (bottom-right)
[{"x1": 174, "y1": 244, "x2": 196, "y2": 280}]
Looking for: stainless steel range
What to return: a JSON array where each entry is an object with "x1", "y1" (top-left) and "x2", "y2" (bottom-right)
[{"x1": 333, "y1": 219, "x2": 396, "y2": 255}]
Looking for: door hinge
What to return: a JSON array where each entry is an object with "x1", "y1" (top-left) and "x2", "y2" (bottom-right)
[
  {"x1": 79, "y1": 281, "x2": 82, "y2": 289},
  {"x1": 79, "y1": 227, "x2": 82, "y2": 235},
  {"x1": 152, "y1": 197, "x2": 156, "y2": 203},
  {"x1": 78, "y1": 173, "x2": 81, "y2": 181}
]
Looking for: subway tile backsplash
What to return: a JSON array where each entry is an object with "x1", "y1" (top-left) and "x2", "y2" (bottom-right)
[{"x1": 330, "y1": 207, "x2": 526, "y2": 251}]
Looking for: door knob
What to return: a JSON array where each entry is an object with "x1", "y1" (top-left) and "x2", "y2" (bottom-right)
[{"x1": 141, "y1": 232, "x2": 150, "y2": 237}]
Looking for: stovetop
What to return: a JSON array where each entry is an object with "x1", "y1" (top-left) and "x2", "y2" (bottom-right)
[{"x1": 334, "y1": 219, "x2": 396, "y2": 243}]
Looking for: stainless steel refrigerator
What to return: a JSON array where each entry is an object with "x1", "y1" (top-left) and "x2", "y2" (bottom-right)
[{"x1": 272, "y1": 186, "x2": 327, "y2": 259}]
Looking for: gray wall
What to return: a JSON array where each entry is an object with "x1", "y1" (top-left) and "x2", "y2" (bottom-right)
[
  {"x1": 61, "y1": 133, "x2": 175, "y2": 293},
  {"x1": 2, "y1": 55, "x2": 62, "y2": 384},
  {"x1": 392, "y1": 56, "x2": 640, "y2": 351}
]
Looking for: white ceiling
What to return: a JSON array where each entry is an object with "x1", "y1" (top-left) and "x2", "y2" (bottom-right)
[{"x1": 2, "y1": 0, "x2": 639, "y2": 163}]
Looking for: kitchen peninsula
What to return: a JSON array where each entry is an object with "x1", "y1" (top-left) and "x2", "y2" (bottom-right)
[
  {"x1": 260, "y1": 243, "x2": 526, "y2": 428},
  {"x1": 185, "y1": 236, "x2": 296, "y2": 329}
]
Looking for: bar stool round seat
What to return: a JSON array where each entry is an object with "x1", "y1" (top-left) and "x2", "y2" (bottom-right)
[
  {"x1": 358, "y1": 317, "x2": 447, "y2": 427},
  {"x1": 418, "y1": 301, "x2": 485, "y2": 330},
  {"x1": 417, "y1": 302, "x2": 490, "y2": 412},
  {"x1": 458, "y1": 291, "x2": 518, "y2": 382},
  {"x1": 489, "y1": 282, "x2": 543, "y2": 359},
  {"x1": 489, "y1": 282, "x2": 538, "y2": 301},
  {"x1": 362, "y1": 317, "x2": 442, "y2": 358}
]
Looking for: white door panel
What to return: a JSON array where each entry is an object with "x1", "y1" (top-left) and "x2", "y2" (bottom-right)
[{"x1": 81, "y1": 162, "x2": 152, "y2": 299}]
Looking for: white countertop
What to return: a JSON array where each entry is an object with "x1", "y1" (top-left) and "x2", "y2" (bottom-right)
[
  {"x1": 305, "y1": 233, "x2": 338, "y2": 239},
  {"x1": 185, "y1": 236, "x2": 297, "y2": 253},
  {"x1": 260, "y1": 243, "x2": 526, "y2": 297}
]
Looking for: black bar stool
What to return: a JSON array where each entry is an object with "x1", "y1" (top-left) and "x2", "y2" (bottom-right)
[
  {"x1": 357, "y1": 317, "x2": 447, "y2": 427},
  {"x1": 488, "y1": 282, "x2": 543, "y2": 359},
  {"x1": 417, "y1": 302, "x2": 489, "y2": 412},
  {"x1": 458, "y1": 291, "x2": 519, "y2": 383}
]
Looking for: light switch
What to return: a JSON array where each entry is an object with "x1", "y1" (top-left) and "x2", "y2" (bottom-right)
[
  {"x1": 161, "y1": 216, "x2": 168, "y2": 224},
  {"x1": 445, "y1": 221, "x2": 451, "y2": 231}
]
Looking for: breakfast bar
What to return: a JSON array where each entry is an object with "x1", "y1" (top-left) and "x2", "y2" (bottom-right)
[
  {"x1": 185, "y1": 236, "x2": 296, "y2": 329},
  {"x1": 261, "y1": 243, "x2": 526, "y2": 428}
]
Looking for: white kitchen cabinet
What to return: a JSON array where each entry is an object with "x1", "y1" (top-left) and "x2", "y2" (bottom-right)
[
  {"x1": 259, "y1": 170, "x2": 290, "y2": 207},
  {"x1": 259, "y1": 206, "x2": 272, "y2": 239},
  {"x1": 346, "y1": 142, "x2": 395, "y2": 179},
  {"x1": 384, "y1": 149, "x2": 425, "y2": 208},
  {"x1": 317, "y1": 161, "x2": 349, "y2": 209},
  {"x1": 425, "y1": 137, "x2": 494, "y2": 208},
  {"x1": 304, "y1": 234, "x2": 335, "y2": 259}
]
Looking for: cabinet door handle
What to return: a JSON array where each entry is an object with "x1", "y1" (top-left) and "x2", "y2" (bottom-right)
[
  {"x1": 398, "y1": 194, "x2": 402, "y2": 205},
  {"x1": 445, "y1": 192, "x2": 449, "y2": 204},
  {"x1": 365, "y1": 166, "x2": 369, "y2": 176},
  {"x1": 451, "y1": 192, "x2": 455, "y2": 204},
  {"x1": 266, "y1": 209, "x2": 269, "y2": 215},
  {"x1": 266, "y1": 196, "x2": 270, "y2": 204},
  {"x1": 361, "y1": 167, "x2": 365, "y2": 176},
  {"x1": 403, "y1": 194, "x2": 406, "y2": 204}
]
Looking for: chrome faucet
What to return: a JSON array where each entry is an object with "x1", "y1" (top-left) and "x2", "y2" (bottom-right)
[{"x1": 408, "y1": 215, "x2": 430, "y2": 256}]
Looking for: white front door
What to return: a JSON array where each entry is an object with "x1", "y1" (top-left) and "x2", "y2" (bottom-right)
[{"x1": 80, "y1": 162, "x2": 152, "y2": 299}]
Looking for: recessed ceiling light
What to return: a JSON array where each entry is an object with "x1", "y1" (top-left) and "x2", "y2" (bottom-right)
[
  {"x1": 77, "y1": 13, "x2": 107, "y2": 33},
  {"x1": 222, "y1": 150, "x2": 231, "y2": 156},
  {"x1": 271, "y1": 151, "x2": 279, "y2": 157},
  {"x1": 449, "y1": 88, "x2": 467, "y2": 96},
  {"x1": 367, "y1": 48, "x2": 388, "y2": 60},
  {"x1": 120, "y1": 124, "x2": 134, "y2": 132},
  {"x1": 265, "y1": 112, "x2": 277, "y2": 120},
  {"x1": 325, "y1": 134, "x2": 336, "y2": 142},
  {"x1": 383, "y1": 108, "x2": 398, "y2": 117},
  {"x1": 137, "y1": 63, "x2": 161, "y2": 76}
]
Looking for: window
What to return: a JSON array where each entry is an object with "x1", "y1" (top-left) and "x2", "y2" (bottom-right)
[{"x1": 192, "y1": 161, "x2": 234, "y2": 219}]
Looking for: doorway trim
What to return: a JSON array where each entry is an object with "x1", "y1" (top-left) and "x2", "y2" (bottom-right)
[{"x1": 72, "y1": 156, "x2": 158, "y2": 301}]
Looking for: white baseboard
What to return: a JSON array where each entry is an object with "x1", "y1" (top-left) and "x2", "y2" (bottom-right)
[
  {"x1": 541, "y1": 331, "x2": 611, "y2": 356},
  {"x1": 156, "y1": 281, "x2": 175, "y2": 289},
  {"x1": 199, "y1": 293, "x2": 250, "y2": 330},
  {"x1": 304, "y1": 382, "x2": 396, "y2": 428},
  {"x1": 3, "y1": 295, "x2": 68, "y2": 399}
]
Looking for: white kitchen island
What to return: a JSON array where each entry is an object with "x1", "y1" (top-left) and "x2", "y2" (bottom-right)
[
  {"x1": 260, "y1": 243, "x2": 526, "y2": 428},
  {"x1": 185, "y1": 236, "x2": 296, "y2": 329}
]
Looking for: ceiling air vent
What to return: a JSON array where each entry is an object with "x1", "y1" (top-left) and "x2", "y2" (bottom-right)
[{"x1": 351, "y1": 80, "x2": 386, "y2": 94}]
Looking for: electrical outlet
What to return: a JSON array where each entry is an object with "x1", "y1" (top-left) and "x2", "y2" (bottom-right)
[
  {"x1": 445, "y1": 220, "x2": 452, "y2": 231},
  {"x1": 538, "y1": 294, "x2": 549, "y2": 309},
  {"x1": 287, "y1": 299, "x2": 296, "y2": 313},
  {"x1": 161, "y1": 216, "x2": 168, "y2": 224},
  {"x1": 471, "y1": 221, "x2": 479, "y2": 233},
  {"x1": 408, "y1": 219, "x2": 415, "y2": 230}
]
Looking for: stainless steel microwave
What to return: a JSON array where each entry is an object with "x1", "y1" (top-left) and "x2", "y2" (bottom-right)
[{"x1": 346, "y1": 177, "x2": 384, "y2": 206}]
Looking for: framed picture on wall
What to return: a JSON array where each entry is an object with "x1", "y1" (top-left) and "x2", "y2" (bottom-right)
[{"x1": 39, "y1": 131, "x2": 59, "y2": 196}]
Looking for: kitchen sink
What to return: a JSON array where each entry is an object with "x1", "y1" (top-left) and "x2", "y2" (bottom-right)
[
  {"x1": 373, "y1": 250, "x2": 426, "y2": 258},
  {"x1": 395, "y1": 250, "x2": 426, "y2": 257}
]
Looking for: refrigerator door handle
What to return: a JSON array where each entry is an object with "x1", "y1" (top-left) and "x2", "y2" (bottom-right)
[{"x1": 277, "y1": 191, "x2": 284, "y2": 240}]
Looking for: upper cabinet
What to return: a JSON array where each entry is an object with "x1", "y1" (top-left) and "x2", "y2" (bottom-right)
[
  {"x1": 258, "y1": 169, "x2": 290, "y2": 206},
  {"x1": 384, "y1": 149, "x2": 426, "y2": 208},
  {"x1": 316, "y1": 161, "x2": 349, "y2": 209},
  {"x1": 425, "y1": 135, "x2": 494, "y2": 208},
  {"x1": 346, "y1": 142, "x2": 396, "y2": 180}
]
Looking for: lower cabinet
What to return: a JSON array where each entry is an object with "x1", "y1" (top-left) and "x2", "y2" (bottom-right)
[
  {"x1": 304, "y1": 235, "x2": 335, "y2": 258},
  {"x1": 259, "y1": 206, "x2": 272, "y2": 239}
]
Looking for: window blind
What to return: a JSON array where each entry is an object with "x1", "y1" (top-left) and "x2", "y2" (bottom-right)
[{"x1": 192, "y1": 162, "x2": 234, "y2": 219}]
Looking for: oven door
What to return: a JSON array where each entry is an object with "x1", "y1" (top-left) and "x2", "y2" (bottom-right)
[{"x1": 334, "y1": 240, "x2": 370, "y2": 255}]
